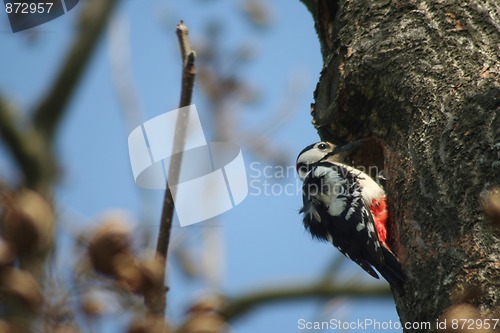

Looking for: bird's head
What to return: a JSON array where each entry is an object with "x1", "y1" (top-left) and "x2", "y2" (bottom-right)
[
  {"x1": 296, "y1": 140, "x2": 364, "y2": 180},
  {"x1": 296, "y1": 142, "x2": 335, "y2": 181}
]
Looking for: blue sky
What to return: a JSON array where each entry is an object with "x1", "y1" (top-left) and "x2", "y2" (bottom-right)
[{"x1": 0, "y1": 1, "x2": 401, "y2": 332}]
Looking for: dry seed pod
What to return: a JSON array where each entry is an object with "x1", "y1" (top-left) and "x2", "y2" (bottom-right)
[
  {"x1": 0, "y1": 320, "x2": 22, "y2": 333},
  {"x1": 114, "y1": 254, "x2": 165, "y2": 295},
  {"x1": 0, "y1": 268, "x2": 42, "y2": 310},
  {"x1": 88, "y1": 217, "x2": 132, "y2": 277},
  {"x1": 137, "y1": 254, "x2": 165, "y2": 293},
  {"x1": 177, "y1": 297, "x2": 227, "y2": 333},
  {"x1": 113, "y1": 253, "x2": 143, "y2": 293},
  {"x1": 176, "y1": 312, "x2": 227, "y2": 333},
  {"x1": 0, "y1": 240, "x2": 14, "y2": 272},
  {"x1": 0, "y1": 190, "x2": 54, "y2": 257},
  {"x1": 80, "y1": 294, "x2": 105, "y2": 317},
  {"x1": 127, "y1": 316, "x2": 172, "y2": 333},
  {"x1": 186, "y1": 296, "x2": 224, "y2": 315},
  {"x1": 439, "y1": 303, "x2": 491, "y2": 333}
]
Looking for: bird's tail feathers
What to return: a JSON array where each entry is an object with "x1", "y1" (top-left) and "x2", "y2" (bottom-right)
[{"x1": 377, "y1": 246, "x2": 406, "y2": 295}]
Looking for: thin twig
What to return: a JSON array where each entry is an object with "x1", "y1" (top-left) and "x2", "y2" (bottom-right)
[
  {"x1": 145, "y1": 21, "x2": 196, "y2": 316},
  {"x1": 176, "y1": 21, "x2": 192, "y2": 64}
]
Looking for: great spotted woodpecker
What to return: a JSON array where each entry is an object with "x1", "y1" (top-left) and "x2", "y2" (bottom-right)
[{"x1": 296, "y1": 142, "x2": 405, "y2": 294}]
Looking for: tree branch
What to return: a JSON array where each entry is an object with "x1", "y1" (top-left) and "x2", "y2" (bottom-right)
[
  {"x1": 33, "y1": 0, "x2": 121, "y2": 141},
  {"x1": 1, "y1": 0, "x2": 121, "y2": 193},
  {"x1": 222, "y1": 281, "x2": 392, "y2": 321},
  {"x1": 0, "y1": 95, "x2": 54, "y2": 194},
  {"x1": 145, "y1": 21, "x2": 196, "y2": 316}
]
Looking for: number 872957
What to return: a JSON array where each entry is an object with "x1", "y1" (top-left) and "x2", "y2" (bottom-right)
[{"x1": 5, "y1": 2, "x2": 54, "y2": 14}]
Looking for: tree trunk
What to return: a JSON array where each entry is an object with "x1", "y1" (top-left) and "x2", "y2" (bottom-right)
[{"x1": 301, "y1": 0, "x2": 500, "y2": 330}]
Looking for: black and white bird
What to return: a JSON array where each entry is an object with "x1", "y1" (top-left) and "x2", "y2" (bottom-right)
[{"x1": 296, "y1": 141, "x2": 405, "y2": 294}]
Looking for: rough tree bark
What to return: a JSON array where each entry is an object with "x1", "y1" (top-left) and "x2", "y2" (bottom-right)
[{"x1": 301, "y1": 0, "x2": 500, "y2": 331}]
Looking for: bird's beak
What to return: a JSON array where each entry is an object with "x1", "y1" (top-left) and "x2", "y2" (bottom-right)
[
  {"x1": 321, "y1": 140, "x2": 364, "y2": 162},
  {"x1": 331, "y1": 140, "x2": 364, "y2": 154}
]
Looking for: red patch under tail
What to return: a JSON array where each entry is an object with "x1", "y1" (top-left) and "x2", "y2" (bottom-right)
[{"x1": 369, "y1": 196, "x2": 388, "y2": 247}]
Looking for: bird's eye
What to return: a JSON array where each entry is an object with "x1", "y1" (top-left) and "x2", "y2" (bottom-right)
[{"x1": 317, "y1": 143, "x2": 328, "y2": 150}]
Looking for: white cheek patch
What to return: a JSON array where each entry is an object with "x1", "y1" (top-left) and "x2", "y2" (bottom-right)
[
  {"x1": 303, "y1": 149, "x2": 325, "y2": 164},
  {"x1": 297, "y1": 148, "x2": 331, "y2": 180}
]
